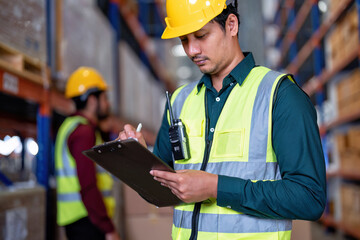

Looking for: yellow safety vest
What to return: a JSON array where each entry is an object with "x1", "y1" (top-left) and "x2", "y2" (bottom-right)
[
  {"x1": 168, "y1": 67, "x2": 292, "y2": 240},
  {"x1": 55, "y1": 116, "x2": 115, "y2": 226}
]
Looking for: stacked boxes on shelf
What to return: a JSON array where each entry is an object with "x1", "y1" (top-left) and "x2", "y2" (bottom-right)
[
  {"x1": 340, "y1": 183, "x2": 360, "y2": 228},
  {"x1": 0, "y1": 0, "x2": 47, "y2": 83},
  {"x1": 58, "y1": 0, "x2": 116, "y2": 110},
  {"x1": 333, "y1": 126, "x2": 360, "y2": 174},
  {"x1": 123, "y1": 185, "x2": 173, "y2": 240},
  {"x1": 325, "y1": 2, "x2": 360, "y2": 238},
  {"x1": 269, "y1": 0, "x2": 360, "y2": 237},
  {"x1": 0, "y1": 186, "x2": 45, "y2": 240},
  {"x1": 0, "y1": 0, "x2": 47, "y2": 63},
  {"x1": 326, "y1": 6, "x2": 359, "y2": 69},
  {"x1": 336, "y1": 69, "x2": 360, "y2": 117},
  {"x1": 343, "y1": 128, "x2": 360, "y2": 173},
  {"x1": 344, "y1": 7, "x2": 360, "y2": 56}
]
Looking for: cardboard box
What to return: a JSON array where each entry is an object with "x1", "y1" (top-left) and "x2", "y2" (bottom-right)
[
  {"x1": 326, "y1": 7, "x2": 359, "y2": 69},
  {"x1": 0, "y1": 0, "x2": 47, "y2": 63},
  {"x1": 0, "y1": 186, "x2": 46, "y2": 240},
  {"x1": 123, "y1": 185, "x2": 173, "y2": 216},
  {"x1": 291, "y1": 220, "x2": 311, "y2": 240},
  {"x1": 350, "y1": 70, "x2": 360, "y2": 95},
  {"x1": 334, "y1": 133, "x2": 348, "y2": 155},
  {"x1": 343, "y1": 7, "x2": 359, "y2": 57},
  {"x1": 125, "y1": 215, "x2": 173, "y2": 240},
  {"x1": 341, "y1": 183, "x2": 360, "y2": 228},
  {"x1": 123, "y1": 184, "x2": 174, "y2": 240},
  {"x1": 336, "y1": 69, "x2": 360, "y2": 116},
  {"x1": 348, "y1": 127, "x2": 360, "y2": 151},
  {"x1": 329, "y1": 0, "x2": 342, "y2": 15},
  {"x1": 327, "y1": 26, "x2": 342, "y2": 68},
  {"x1": 340, "y1": 150, "x2": 360, "y2": 173},
  {"x1": 57, "y1": 0, "x2": 115, "y2": 107}
]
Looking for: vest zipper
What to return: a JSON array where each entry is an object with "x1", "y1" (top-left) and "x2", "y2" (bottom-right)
[{"x1": 189, "y1": 139, "x2": 212, "y2": 240}]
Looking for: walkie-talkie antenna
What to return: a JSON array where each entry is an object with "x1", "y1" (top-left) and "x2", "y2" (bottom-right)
[{"x1": 166, "y1": 91, "x2": 175, "y2": 126}]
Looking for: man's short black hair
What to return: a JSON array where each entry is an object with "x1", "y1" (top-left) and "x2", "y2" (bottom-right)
[
  {"x1": 213, "y1": 2, "x2": 240, "y2": 33},
  {"x1": 72, "y1": 89, "x2": 102, "y2": 110}
]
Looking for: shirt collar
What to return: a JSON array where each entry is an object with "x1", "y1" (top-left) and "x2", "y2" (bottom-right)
[{"x1": 196, "y1": 52, "x2": 256, "y2": 93}]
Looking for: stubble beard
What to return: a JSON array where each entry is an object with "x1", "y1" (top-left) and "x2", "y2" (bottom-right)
[
  {"x1": 199, "y1": 61, "x2": 219, "y2": 75},
  {"x1": 97, "y1": 106, "x2": 110, "y2": 121},
  {"x1": 192, "y1": 56, "x2": 217, "y2": 75}
]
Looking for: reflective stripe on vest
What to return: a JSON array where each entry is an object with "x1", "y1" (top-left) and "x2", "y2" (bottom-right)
[
  {"x1": 57, "y1": 190, "x2": 113, "y2": 202},
  {"x1": 173, "y1": 209, "x2": 292, "y2": 233},
  {"x1": 168, "y1": 67, "x2": 292, "y2": 240},
  {"x1": 55, "y1": 116, "x2": 115, "y2": 226}
]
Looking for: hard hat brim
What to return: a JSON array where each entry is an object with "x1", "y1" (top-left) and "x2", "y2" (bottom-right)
[{"x1": 161, "y1": 19, "x2": 207, "y2": 39}]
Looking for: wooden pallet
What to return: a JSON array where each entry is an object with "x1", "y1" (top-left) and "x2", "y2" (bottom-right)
[{"x1": 0, "y1": 42, "x2": 47, "y2": 85}]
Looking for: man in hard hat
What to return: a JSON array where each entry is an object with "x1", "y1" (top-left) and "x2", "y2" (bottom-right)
[
  {"x1": 55, "y1": 67, "x2": 120, "y2": 240},
  {"x1": 119, "y1": 0, "x2": 326, "y2": 239}
]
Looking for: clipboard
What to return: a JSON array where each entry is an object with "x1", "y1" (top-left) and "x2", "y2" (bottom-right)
[{"x1": 83, "y1": 138, "x2": 182, "y2": 207}]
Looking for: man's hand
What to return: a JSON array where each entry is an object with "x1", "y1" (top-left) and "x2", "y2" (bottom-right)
[
  {"x1": 117, "y1": 124, "x2": 147, "y2": 148},
  {"x1": 105, "y1": 231, "x2": 121, "y2": 240},
  {"x1": 150, "y1": 169, "x2": 218, "y2": 203}
]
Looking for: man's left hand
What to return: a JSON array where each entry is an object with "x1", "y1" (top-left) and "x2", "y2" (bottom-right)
[{"x1": 150, "y1": 169, "x2": 218, "y2": 203}]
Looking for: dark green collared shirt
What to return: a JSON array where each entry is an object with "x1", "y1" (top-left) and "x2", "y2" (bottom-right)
[
  {"x1": 197, "y1": 52, "x2": 255, "y2": 141},
  {"x1": 153, "y1": 52, "x2": 326, "y2": 220}
]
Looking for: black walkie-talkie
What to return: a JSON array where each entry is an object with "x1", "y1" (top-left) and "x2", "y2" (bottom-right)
[{"x1": 166, "y1": 91, "x2": 190, "y2": 160}]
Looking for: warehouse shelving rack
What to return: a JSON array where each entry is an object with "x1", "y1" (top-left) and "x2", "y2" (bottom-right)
[
  {"x1": 108, "y1": 0, "x2": 176, "y2": 92},
  {"x1": 273, "y1": 0, "x2": 360, "y2": 238},
  {"x1": 0, "y1": 42, "x2": 74, "y2": 188},
  {"x1": 0, "y1": 0, "x2": 170, "y2": 185},
  {"x1": 0, "y1": 1, "x2": 170, "y2": 239}
]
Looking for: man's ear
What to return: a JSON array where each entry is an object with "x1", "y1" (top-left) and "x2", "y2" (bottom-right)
[
  {"x1": 227, "y1": 14, "x2": 239, "y2": 37},
  {"x1": 86, "y1": 95, "x2": 98, "y2": 111}
]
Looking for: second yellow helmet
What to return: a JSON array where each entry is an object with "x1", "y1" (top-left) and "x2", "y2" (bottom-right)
[
  {"x1": 65, "y1": 67, "x2": 108, "y2": 99},
  {"x1": 161, "y1": 0, "x2": 227, "y2": 39}
]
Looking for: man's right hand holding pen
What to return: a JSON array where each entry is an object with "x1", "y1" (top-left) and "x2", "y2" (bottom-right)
[{"x1": 117, "y1": 123, "x2": 147, "y2": 148}]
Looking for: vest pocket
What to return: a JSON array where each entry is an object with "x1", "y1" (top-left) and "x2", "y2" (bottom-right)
[{"x1": 212, "y1": 129, "x2": 245, "y2": 158}]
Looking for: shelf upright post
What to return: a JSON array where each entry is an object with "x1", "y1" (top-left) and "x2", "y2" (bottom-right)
[
  {"x1": 35, "y1": 1, "x2": 54, "y2": 239},
  {"x1": 109, "y1": 0, "x2": 122, "y2": 41},
  {"x1": 34, "y1": 0, "x2": 53, "y2": 190},
  {"x1": 137, "y1": 0, "x2": 152, "y2": 75},
  {"x1": 274, "y1": 3, "x2": 283, "y2": 58},
  {"x1": 36, "y1": 96, "x2": 51, "y2": 190},
  {"x1": 311, "y1": 0, "x2": 323, "y2": 77},
  {"x1": 36, "y1": 89, "x2": 52, "y2": 240},
  {"x1": 108, "y1": 0, "x2": 121, "y2": 115},
  {"x1": 138, "y1": 0, "x2": 150, "y2": 35},
  {"x1": 34, "y1": 0, "x2": 53, "y2": 191},
  {"x1": 274, "y1": 0, "x2": 287, "y2": 69},
  {"x1": 311, "y1": 0, "x2": 325, "y2": 124},
  {"x1": 37, "y1": 0, "x2": 52, "y2": 191},
  {"x1": 288, "y1": 3, "x2": 297, "y2": 61},
  {"x1": 310, "y1": 0, "x2": 329, "y2": 185},
  {"x1": 287, "y1": 0, "x2": 300, "y2": 83}
]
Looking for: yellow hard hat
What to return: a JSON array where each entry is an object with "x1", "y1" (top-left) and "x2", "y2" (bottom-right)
[
  {"x1": 161, "y1": 0, "x2": 227, "y2": 39},
  {"x1": 65, "y1": 67, "x2": 108, "y2": 99}
]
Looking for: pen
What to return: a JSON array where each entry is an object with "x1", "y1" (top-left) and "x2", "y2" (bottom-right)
[{"x1": 136, "y1": 123, "x2": 142, "y2": 132}]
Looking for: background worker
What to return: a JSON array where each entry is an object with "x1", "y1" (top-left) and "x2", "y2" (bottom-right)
[
  {"x1": 119, "y1": 0, "x2": 326, "y2": 239},
  {"x1": 55, "y1": 67, "x2": 120, "y2": 240}
]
